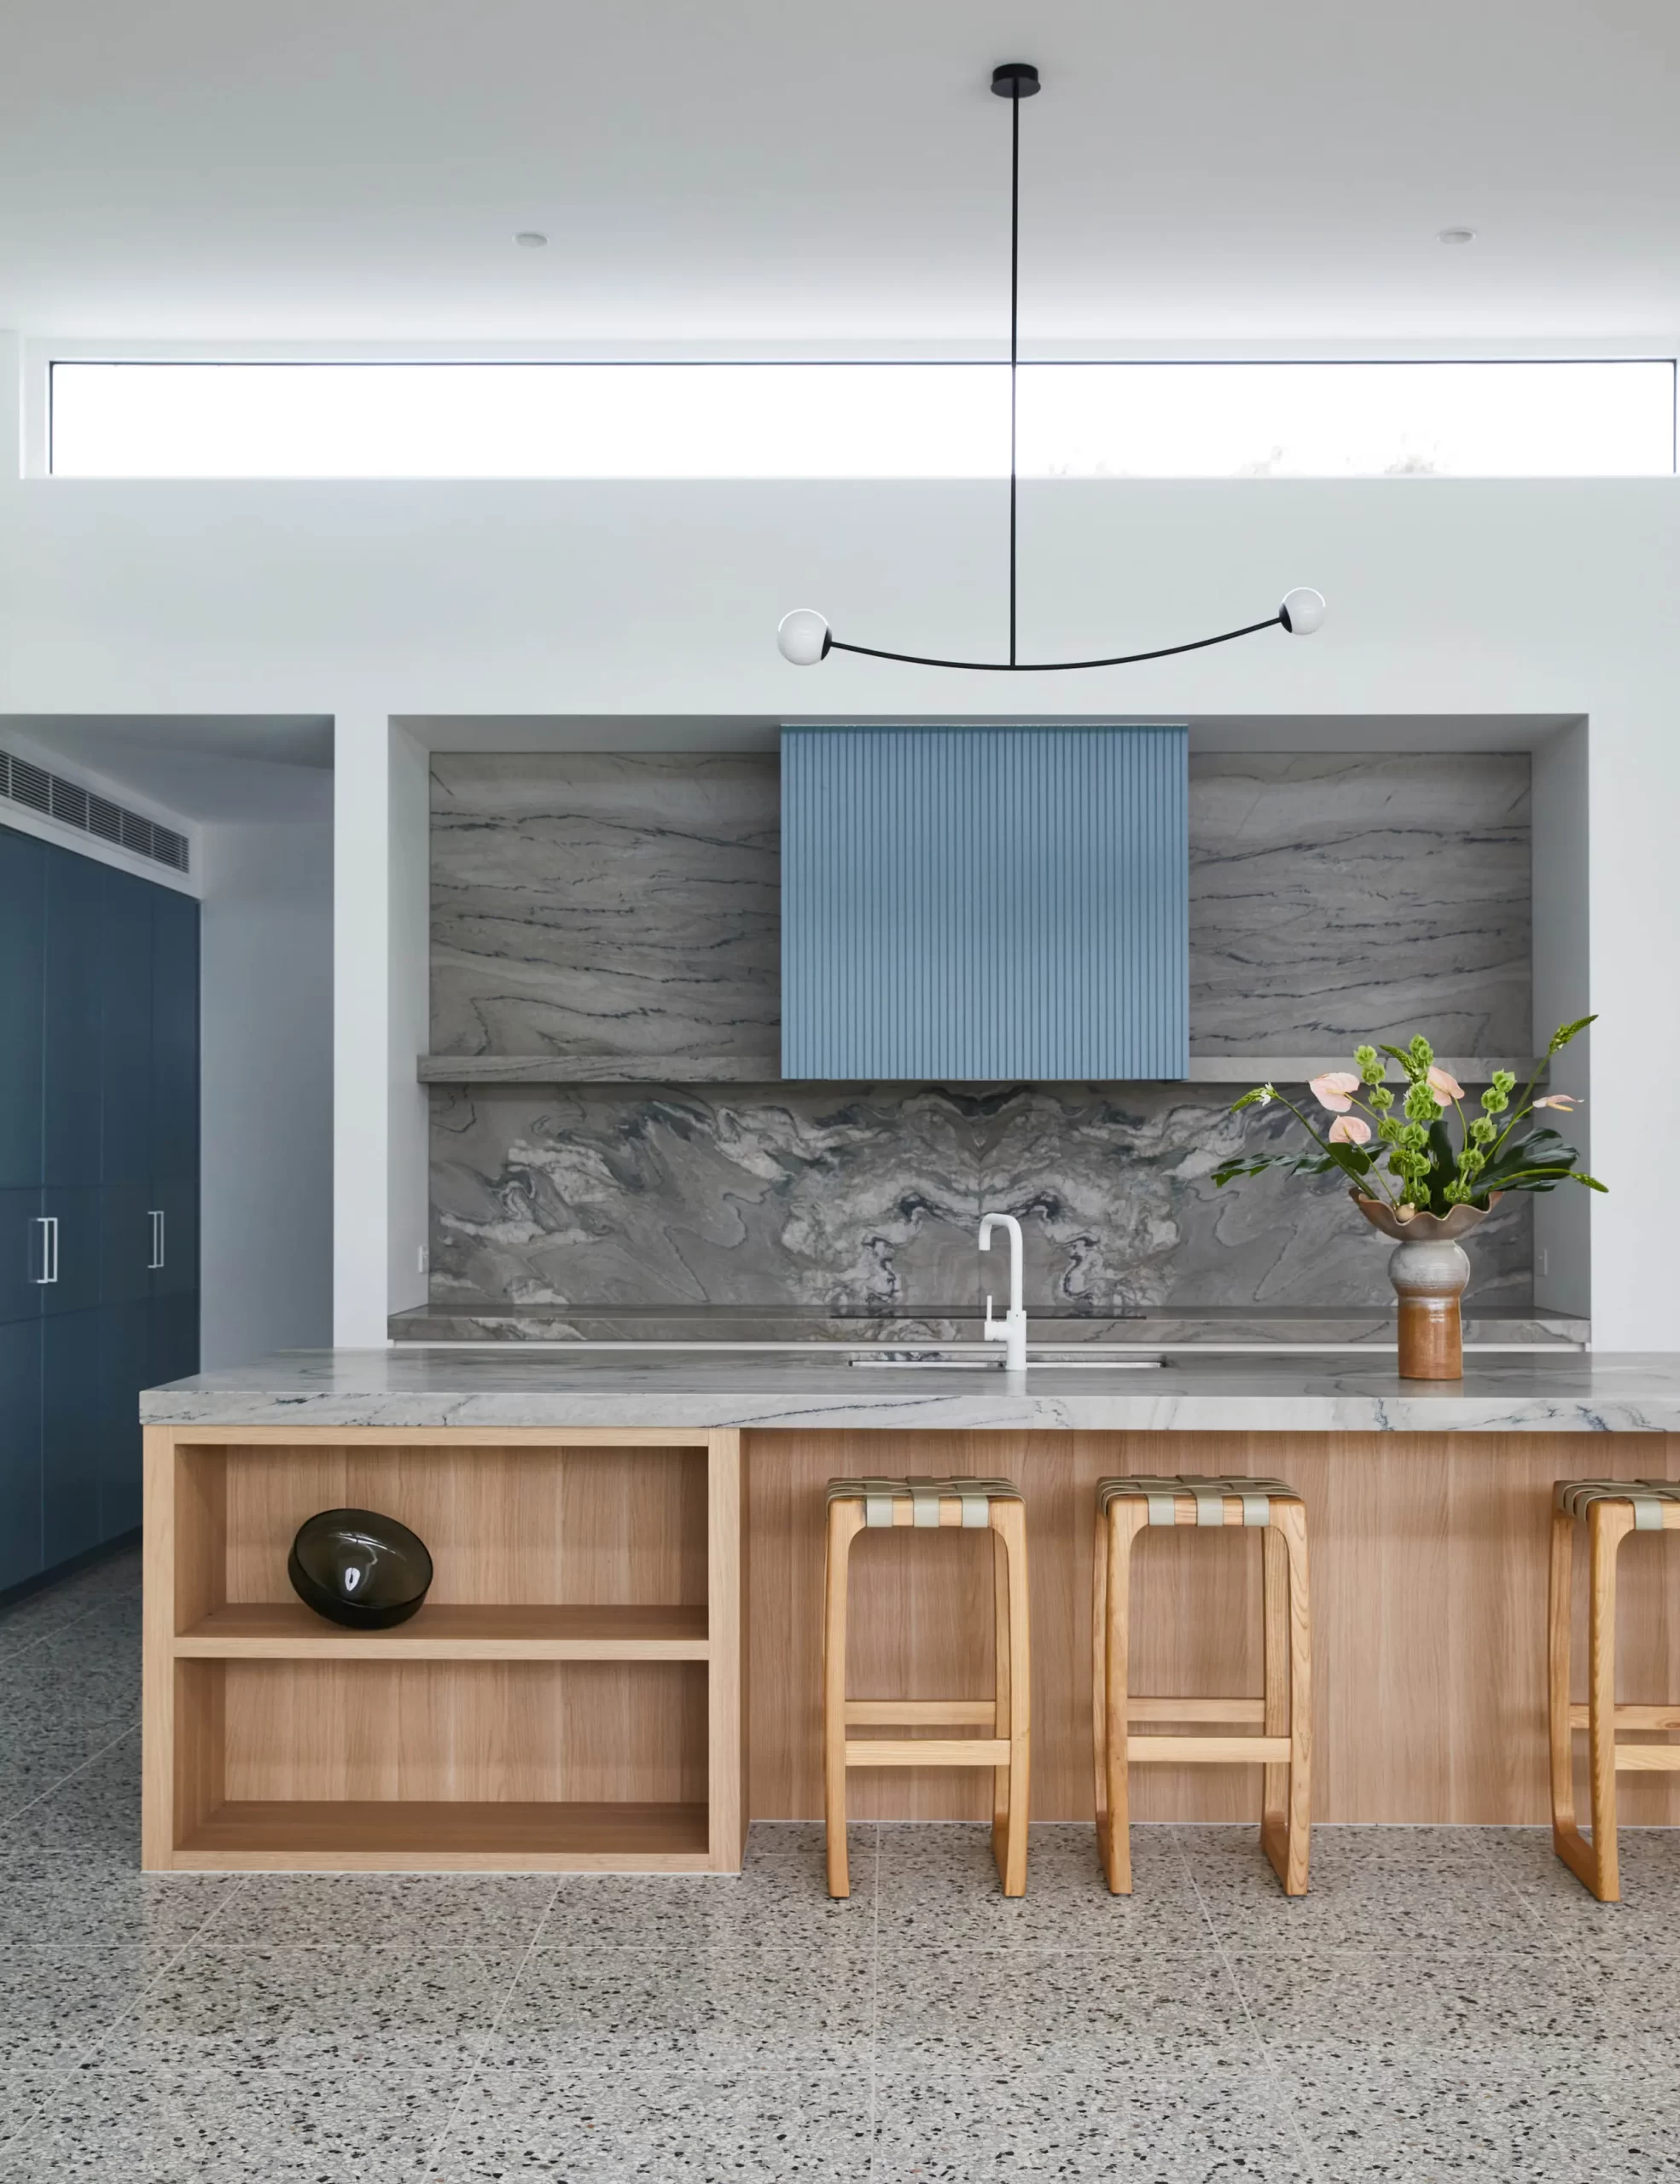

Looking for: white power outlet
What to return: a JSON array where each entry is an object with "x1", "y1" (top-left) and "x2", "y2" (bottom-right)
[
  {"x1": 1539, "y1": 1246, "x2": 1549, "y2": 1279},
  {"x1": 417, "y1": 1245, "x2": 429, "y2": 1275}
]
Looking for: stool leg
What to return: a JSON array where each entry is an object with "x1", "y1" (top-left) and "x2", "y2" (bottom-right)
[
  {"x1": 1261, "y1": 1525, "x2": 1289, "y2": 1861},
  {"x1": 991, "y1": 1500, "x2": 1031, "y2": 1896},
  {"x1": 1100, "y1": 1502, "x2": 1147, "y2": 1893},
  {"x1": 1263, "y1": 1501, "x2": 1311, "y2": 1897},
  {"x1": 1091, "y1": 1498, "x2": 1111, "y2": 1873},
  {"x1": 991, "y1": 1525, "x2": 1013, "y2": 1879},
  {"x1": 1548, "y1": 1502, "x2": 1587, "y2": 1884},
  {"x1": 823, "y1": 1498, "x2": 863, "y2": 1898},
  {"x1": 1585, "y1": 1499, "x2": 1633, "y2": 1902}
]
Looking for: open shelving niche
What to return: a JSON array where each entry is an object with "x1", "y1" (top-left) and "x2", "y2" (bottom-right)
[{"x1": 143, "y1": 1425, "x2": 744, "y2": 1873}]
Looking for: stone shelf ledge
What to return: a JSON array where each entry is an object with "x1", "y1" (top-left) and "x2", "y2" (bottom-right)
[{"x1": 418, "y1": 1054, "x2": 1550, "y2": 1087}]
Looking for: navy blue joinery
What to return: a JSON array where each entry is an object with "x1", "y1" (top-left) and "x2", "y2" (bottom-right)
[
  {"x1": 0, "y1": 822, "x2": 200, "y2": 1585},
  {"x1": 0, "y1": 1319, "x2": 43, "y2": 1590},
  {"x1": 44, "y1": 845, "x2": 105, "y2": 1186},
  {"x1": 42, "y1": 1309, "x2": 102, "y2": 1566},
  {"x1": 99, "y1": 868, "x2": 154, "y2": 1189},
  {"x1": 0, "y1": 828, "x2": 45, "y2": 1190},
  {"x1": 781, "y1": 725, "x2": 1189, "y2": 1081}
]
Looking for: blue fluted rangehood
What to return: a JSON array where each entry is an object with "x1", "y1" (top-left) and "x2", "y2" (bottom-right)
[{"x1": 780, "y1": 726, "x2": 1188, "y2": 1080}]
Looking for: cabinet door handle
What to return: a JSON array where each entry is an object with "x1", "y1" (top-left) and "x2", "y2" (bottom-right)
[
  {"x1": 35, "y1": 1216, "x2": 58, "y2": 1285},
  {"x1": 148, "y1": 1210, "x2": 166, "y2": 1271}
]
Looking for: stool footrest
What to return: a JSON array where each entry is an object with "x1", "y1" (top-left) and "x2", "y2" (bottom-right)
[
  {"x1": 1129, "y1": 1696, "x2": 1265, "y2": 1723},
  {"x1": 845, "y1": 1739, "x2": 1012, "y2": 1768},
  {"x1": 844, "y1": 1699, "x2": 997, "y2": 1725},
  {"x1": 1567, "y1": 1702, "x2": 1680, "y2": 1731},
  {"x1": 1606, "y1": 1744, "x2": 1680, "y2": 1772},
  {"x1": 1127, "y1": 1734, "x2": 1293, "y2": 1764}
]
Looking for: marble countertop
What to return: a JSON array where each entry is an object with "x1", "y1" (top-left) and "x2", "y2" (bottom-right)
[{"x1": 142, "y1": 1347, "x2": 1680, "y2": 1433}]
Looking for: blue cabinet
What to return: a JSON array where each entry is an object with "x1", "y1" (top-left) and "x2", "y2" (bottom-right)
[{"x1": 0, "y1": 823, "x2": 200, "y2": 1592}]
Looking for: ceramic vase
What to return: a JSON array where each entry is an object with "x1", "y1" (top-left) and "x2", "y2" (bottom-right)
[{"x1": 1350, "y1": 1192, "x2": 1498, "y2": 1380}]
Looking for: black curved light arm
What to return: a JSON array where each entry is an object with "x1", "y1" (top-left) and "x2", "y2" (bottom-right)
[{"x1": 828, "y1": 613, "x2": 1284, "y2": 672}]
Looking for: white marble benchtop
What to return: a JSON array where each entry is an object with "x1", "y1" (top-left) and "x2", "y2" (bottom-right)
[{"x1": 141, "y1": 1347, "x2": 1680, "y2": 1434}]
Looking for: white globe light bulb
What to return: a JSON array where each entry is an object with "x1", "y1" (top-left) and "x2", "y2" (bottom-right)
[
  {"x1": 1281, "y1": 588, "x2": 1327, "y2": 636},
  {"x1": 776, "y1": 608, "x2": 831, "y2": 665}
]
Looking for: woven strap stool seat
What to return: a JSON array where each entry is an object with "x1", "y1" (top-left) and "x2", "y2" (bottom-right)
[
  {"x1": 828, "y1": 1476, "x2": 1024, "y2": 1529},
  {"x1": 1093, "y1": 1472, "x2": 1311, "y2": 1897},
  {"x1": 1549, "y1": 1473, "x2": 1680, "y2": 1901},
  {"x1": 823, "y1": 1473, "x2": 1030, "y2": 1900},
  {"x1": 1097, "y1": 1475, "x2": 1299, "y2": 1527}
]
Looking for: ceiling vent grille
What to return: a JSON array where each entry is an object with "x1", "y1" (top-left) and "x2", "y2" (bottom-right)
[{"x1": 0, "y1": 751, "x2": 189, "y2": 874}]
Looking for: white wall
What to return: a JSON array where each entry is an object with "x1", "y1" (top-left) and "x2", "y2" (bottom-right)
[
  {"x1": 3, "y1": 333, "x2": 1676, "y2": 1346},
  {"x1": 199, "y1": 803, "x2": 334, "y2": 1364}
]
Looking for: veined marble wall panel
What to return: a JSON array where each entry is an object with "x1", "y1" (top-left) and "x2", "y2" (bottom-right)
[
  {"x1": 1189, "y1": 752, "x2": 1532, "y2": 1053},
  {"x1": 431, "y1": 753, "x2": 780, "y2": 1062},
  {"x1": 433, "y1": 1082, "x2": 1532, "y2": 1314}
]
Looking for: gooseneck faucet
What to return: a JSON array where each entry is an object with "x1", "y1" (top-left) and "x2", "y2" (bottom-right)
[{"x1": 979, "y1": 1211, "x2": 1028, "y2": 1373}]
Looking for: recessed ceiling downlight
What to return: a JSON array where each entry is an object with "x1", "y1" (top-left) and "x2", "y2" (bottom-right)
[
  {"x1": 514, "y1": 231, "x2": 549, "y2": 249},
  {"x1": 1437, "y1": 227, "x2": 1477, "y2": 246}
]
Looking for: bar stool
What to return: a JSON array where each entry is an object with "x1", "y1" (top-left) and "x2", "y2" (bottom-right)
[
  {"x1": 1093, "y1": 1474, "x2": 1311, "y2": 1896},
  {"x1": 823, "y1": 1475, "x2": 1030, "y2": 1898},
  {"x1": 1549, "y1": 1477, "x2": 1680, "y2": 1901}
]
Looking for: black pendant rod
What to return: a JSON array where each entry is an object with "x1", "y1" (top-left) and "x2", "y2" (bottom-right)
[{"x1": 1008, "y1": 73, "x2": 1020, "y2": 666}]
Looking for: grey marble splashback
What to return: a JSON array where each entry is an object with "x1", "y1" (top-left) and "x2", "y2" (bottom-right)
[
  {"x1": 432, "y1": 1080, "x2": 1532, "y2": 1315},
  {"x1": 431, "y1": 752, "x2": 780, "y2": 1065},
  {"x1": 1189, "y1": 752, "x2": 1530, "y2": 1053},
  {"x1": 428, "y1": 747, "x2": 1535, "y2": 1313}
]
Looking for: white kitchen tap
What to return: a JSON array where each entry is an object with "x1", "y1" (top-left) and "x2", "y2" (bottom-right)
[{"x1": 979, "y1": 1211, "x2": 1028, "y2": 1373}]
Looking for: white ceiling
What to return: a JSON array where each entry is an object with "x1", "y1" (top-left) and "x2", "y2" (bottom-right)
[
  {"x1": 4, "y1": 0, "x2": 1680, "y2": 346},
  {"x1": 3, "y1": 717, "x2": 334, "y2": 822}
]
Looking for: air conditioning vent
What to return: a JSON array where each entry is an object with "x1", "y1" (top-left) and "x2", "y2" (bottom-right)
[{"x1": 0, "y1": 751, "x2": 189, "y2": 875}]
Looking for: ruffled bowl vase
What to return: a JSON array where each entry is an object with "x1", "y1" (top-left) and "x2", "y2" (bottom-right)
[{"x1": 1350, "y1": 1192, "x2": 1500, "y2": 1380}]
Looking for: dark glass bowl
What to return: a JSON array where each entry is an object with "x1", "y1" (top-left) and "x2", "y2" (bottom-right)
[{"x1": 288, "y1": 1507, "x2": 434, "y2": 1629}]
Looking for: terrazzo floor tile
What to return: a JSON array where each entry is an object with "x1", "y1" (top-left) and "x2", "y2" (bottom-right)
[
  {"x1": 0, "y1": 1945, "x2": 166, "y2": 2074},
  {"x1": 105, "y1": 1943, "x2": 526, "y2": 2076},
  {"x1": 534, "y1": 1839, "x2": 879, "y2": 1956},
  {"x1": 0, "y1": 2058, "x2": 460, "y2": 2181},
  {"x1": 431, "y1": 2060, "x2": 875, "y2": 2182},
  {"x1": 0, "y1": 1851, "x2": 239, "y2": 1955},
  {"x1": 1482, "y1": 1823, "x2": 1680, "y2": 1934},
  {"x1": 1183, "y1": 1826, "x2": 1546, "y2": 1954},
  {"x1": 873, "y1": 1822, "x2": 1206, "y2": 1954},
  {"x1": 873, "y1": 1941, "x2": 1253, "y2": 2074},
  {"x1": 222, "y1": 1873, "x2": 559, "y2": 1952},
  {"x1": 482, "y1": 1939, "x2": 875, "y2": 2076},
  {"x1": 1229, "y1": 1937, "x2": 1616, "y2": 2053},
  {"x1": 2, "y1": 1729, "x2": 142, "y2": 1857},
  {"x1": 0, "y1": 1725, "x2": 136, "y2": 1827},
  {"x1": 1283, "y1": 2041, "x2": 1619, "y2": 2182},
  {"x1": 873, "y1": 2062, "x2": 1311, "y2": 2183}
]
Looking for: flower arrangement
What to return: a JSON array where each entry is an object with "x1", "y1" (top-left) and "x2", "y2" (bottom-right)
[{"x1": 1213, "y1": 1018, "x2": 1605, "y2": 1216}]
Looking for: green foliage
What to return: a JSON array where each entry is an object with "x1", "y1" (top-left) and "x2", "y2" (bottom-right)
[{"x1": 1212, "y1": 1022, "x2": 1606, "y2": 1213}]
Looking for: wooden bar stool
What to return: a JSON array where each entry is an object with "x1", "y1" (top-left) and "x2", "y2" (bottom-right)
[
  {"x1": 1093, "y1": 1473, "x2": 1311, "y2": 1896},
  {"x1": 823, "y1": 1475, "x2": 1030, "y2": 1898},
  {"x1": 1549, "y1": 1477, "x2": 1680, "y2": 1901}
]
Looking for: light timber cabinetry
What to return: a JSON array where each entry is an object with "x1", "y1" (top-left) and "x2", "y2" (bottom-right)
[{"x1": 142, "y1": 1426, "x2": 744, "y2": 1871}]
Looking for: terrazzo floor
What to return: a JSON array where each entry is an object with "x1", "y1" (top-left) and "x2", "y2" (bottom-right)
[{"x1": 3, "y1": 1545, "x2": 1679, "y2": 2181}]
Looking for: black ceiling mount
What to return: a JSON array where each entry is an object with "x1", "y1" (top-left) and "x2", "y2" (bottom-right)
[{"x1": 990, "y1": 61, "x2": 1041, "y2": 99}]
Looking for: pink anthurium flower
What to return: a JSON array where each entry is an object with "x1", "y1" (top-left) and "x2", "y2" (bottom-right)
[
  {"x1": 1309, "y1": 1071, "x2": 1360, "y2": 1112},
  {"x1": 1426, "y1": 1066, "x2": 1464, "y2": 1100},
  {"x1": 1533, "y1": 1093, "x2": 1581, "y2": 1111},
  {"x1": 1327, "y1": 1113, "x2": 1372, "y2": 1145}
]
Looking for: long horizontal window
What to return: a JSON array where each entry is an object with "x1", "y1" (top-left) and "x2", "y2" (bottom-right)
[{"x1": 49, "y1": 358, "x2": 1676, "y2": 479}]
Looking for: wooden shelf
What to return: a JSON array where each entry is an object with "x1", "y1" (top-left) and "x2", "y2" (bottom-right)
[
  {"x1": 176, "y1": 1600, "x2": 709, "y2": 1661},
  {"x1": 173, "y1": 1799, "x2": 712, "y2": 1872}
]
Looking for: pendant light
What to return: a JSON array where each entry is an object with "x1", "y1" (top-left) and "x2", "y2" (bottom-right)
[{"x1": 776, "y1": 62, "x2": 1325, "y2": 671}]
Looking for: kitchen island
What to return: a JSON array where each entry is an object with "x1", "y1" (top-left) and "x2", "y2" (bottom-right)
[{"x1": 140, "y1": 1349, "x2": 1680, "y2": 1871}]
